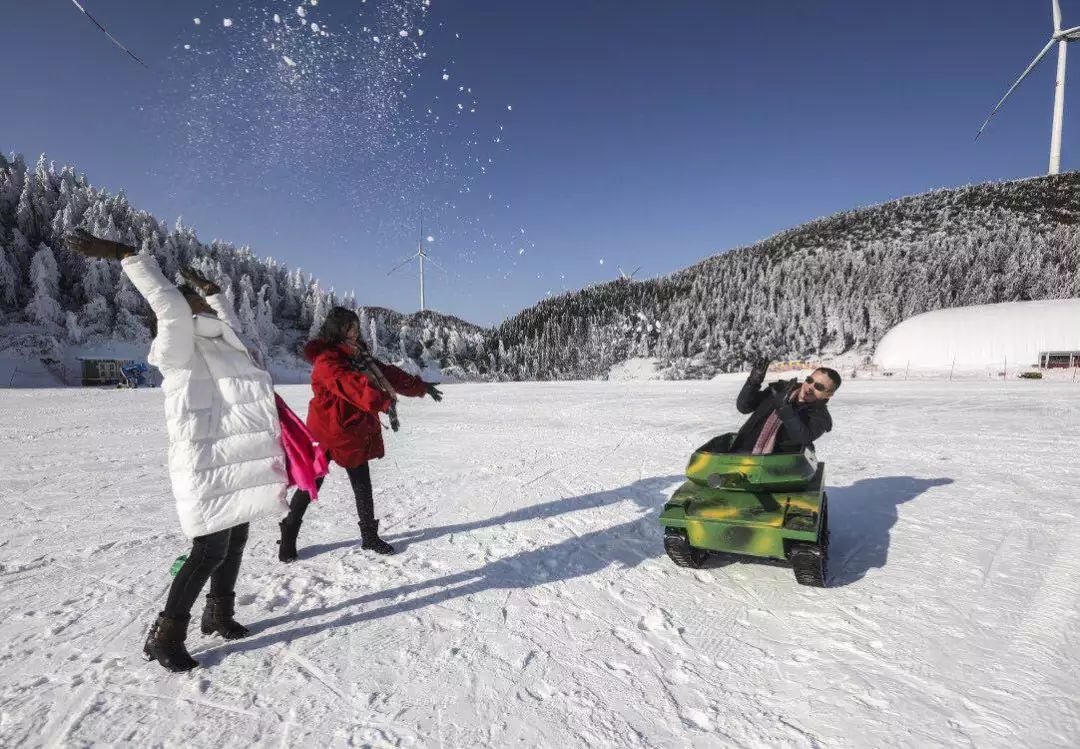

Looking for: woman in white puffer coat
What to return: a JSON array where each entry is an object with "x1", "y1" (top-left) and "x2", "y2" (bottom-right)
[{"x1": 66, "y1": 230, "x2": 289, "y2": 673}]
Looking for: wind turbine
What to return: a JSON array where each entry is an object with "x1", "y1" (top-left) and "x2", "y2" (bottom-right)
[
  {"x1": 976, "y1": 0, "x2": 1080, "y2": 174},
  {"x1": 387, "y1": 219, "x2": 445, "y2": 312},
  {"x1": 617, "y1": 265, "x2": 642, "y2": 281}
]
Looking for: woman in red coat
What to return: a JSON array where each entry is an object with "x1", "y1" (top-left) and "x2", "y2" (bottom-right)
[{"x1": 278, "y1": 307, "x2": 442, "y2": 560}]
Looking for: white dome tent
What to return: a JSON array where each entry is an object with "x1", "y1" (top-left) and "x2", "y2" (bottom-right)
[{"x1": 872, "y1": 299, "x2": 1080, "y2": 373}]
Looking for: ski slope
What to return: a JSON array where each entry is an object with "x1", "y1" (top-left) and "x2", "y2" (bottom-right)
[{"x1": 0, "y1": 379, "x2": 1077, "y2": 747}]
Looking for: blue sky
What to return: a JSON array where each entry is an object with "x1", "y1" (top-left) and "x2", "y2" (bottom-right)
[{"x1": 3, "y1": 1, "x2": 1076, "y2": 324}]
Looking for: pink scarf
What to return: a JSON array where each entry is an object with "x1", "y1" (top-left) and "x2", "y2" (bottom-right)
[
  {"x1": 752, "y1": 392, "x2": 792, "y2": 456},
  {"x1": 275, "y1": 393, "x2": 330, "y2": 500},
  {"x1": 751, "y1": 410, "x2": 783, "y2": 455}
]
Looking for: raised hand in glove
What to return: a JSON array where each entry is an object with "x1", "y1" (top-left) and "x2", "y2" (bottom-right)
[
  {"x1": 179, "y1": 267, "x2": 221, "y2": 296},
  {"x1": 749, "y1": 359, "x2": 771, "y2": 382},
  {"x1": 425, "y1": 383, "x2": 443, "y2": 402},
  {"x1": 64, "y1": 229, "x2": 136, "y2": 261}
]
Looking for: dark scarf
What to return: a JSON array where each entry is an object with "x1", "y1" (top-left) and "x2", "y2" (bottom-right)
[{"x1": 348, "y1": 343, "x2": 400, "y2": 431}]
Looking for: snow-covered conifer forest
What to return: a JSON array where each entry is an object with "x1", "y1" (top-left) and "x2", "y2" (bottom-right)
[
  {"x1": 0, "y1": 152, "x2": 489, "y2": 384},
  {"x1": 1, "y1": 151, "x2": 1076, "y2": 383}
]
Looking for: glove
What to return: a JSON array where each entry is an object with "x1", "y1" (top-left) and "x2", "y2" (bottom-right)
[
  {"x1": 179, "y1": 267, "x2": 221, "y2": 296},
  {"x1": 749, "y1": 359, "x2": 771, "y2": 383},
  {"x1": 425, "y1": 383, "x2": 443, "y2": 402},
  {"x1": 64, "y1": 229, "x2": 136, "y2": 261},
  {"x1": 388, "y1": 402, "x2": 400, "y2": 432}
]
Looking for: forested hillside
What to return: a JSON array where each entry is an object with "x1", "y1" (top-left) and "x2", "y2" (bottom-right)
[
  {"x1": 0, "y1": 152, "x2": 488, "y2": 381},
  {"x1": 490, "y1": 172, "x2": 1079, "y2": 378},
  {"x1": 2, "y1": 151, "x2": 1075, "y2": 382}
]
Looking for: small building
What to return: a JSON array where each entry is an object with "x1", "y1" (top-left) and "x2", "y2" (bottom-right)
[
  {"x1": 78, "y1": 358, "x2": 140, "y2": 386},
  {"x1": 1038, "y1": 351, "x2": 1080, "y2": 369}
]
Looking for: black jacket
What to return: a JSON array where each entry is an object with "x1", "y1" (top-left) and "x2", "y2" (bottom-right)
[{"x1": 731, "y1": 375, "x2": 832, "y2": 453}]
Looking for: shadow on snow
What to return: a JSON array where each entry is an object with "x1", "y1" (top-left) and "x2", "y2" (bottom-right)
[{"x1": 201, "y1": 473, "x2": 951, "y2": 661}]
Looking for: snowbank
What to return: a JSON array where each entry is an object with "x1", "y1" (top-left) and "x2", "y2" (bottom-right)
[{"x1": 607, "y1": 357, "x2": 662, "y2": 381}]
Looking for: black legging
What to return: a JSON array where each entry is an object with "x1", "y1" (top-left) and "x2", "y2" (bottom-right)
[
  {"x1": 285, "y1": 462, "x2": 375, "y2": 527},
  {"x1": 163, "y1": 523, "x2": 249, "y2": 618}
]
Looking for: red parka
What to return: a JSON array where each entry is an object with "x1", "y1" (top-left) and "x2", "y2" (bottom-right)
[{"x1": 303, "y1": 340, "x2": 428, "y2": 468}]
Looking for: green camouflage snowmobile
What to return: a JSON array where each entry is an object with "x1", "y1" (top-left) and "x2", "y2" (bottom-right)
[{"x1": 658, "y1": 433, "x2": 829, "y2": 586}]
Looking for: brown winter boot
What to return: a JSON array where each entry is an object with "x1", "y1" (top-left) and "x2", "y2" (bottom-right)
[
  {"x1": 143, "y1": 613, "x2": 199, "y2": 672},
  {"x1": 200, "y1": 593, "x2": 251, "y2": 640}
]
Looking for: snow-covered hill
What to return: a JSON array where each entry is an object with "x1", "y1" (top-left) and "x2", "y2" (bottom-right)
[
  {"x1": 1, "y1": 379, "x2": 1076, "y2": 746},
  {"x1": 492, "y1": 172, "x2": 1080, "y2": 379},
  {"x1": 0, "y1": 152, "x2": 491, "y2": 384},
  {"x1": 3, "y1": 150, "x2": 1077, "y2": 384}
]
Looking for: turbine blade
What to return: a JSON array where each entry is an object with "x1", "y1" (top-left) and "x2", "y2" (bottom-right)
[
  {"x1": 424, "y1": 254, "x2": 450, "y2": 274},
  {"x1": 1053, "y1": 0, "x2": 1063, "y2": 33},
  {"x1": 68, "y1": 0, "x2": 147, "y2": 67},
  {"x1": 976, "y1": 38, "x2": 1057, "y2": 139},
  {"x1": 387, "y1": 255, "x2": 417, "y2": 276}
]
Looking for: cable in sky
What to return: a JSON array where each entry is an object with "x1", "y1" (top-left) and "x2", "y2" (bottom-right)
[{"x1": 67, "y1": 0, "x2": 147, "y2": 67}]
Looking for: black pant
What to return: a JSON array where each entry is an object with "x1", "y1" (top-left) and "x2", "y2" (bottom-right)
[
  {"x1": 285, "y1": 462, "x2": 375, "y2": 527},
  {"x1": 163, "y1": 523, "x2": 249, "y2": 619}
]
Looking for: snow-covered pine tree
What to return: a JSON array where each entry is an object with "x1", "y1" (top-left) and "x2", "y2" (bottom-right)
[
  {"x1": 308, "y1": 290, "x2": 329, "y2": 341},
  {"x1": 255, "y1": 285, "x2": 278, "y2": 346},
  {"x1": 78, "y1": 295, "x2": 112, "y2": 339},
  {"x1": 25, "y1": 244, "x2": 63, "y2": 334},
  {"x1": 0, "y1": 241, "x2": 18, "y2": 309},
  {"x1": 237, "y1": 274, "x2": 260, "y2": 343},
  {"x1": 64, "y1": 310, "x2": 82, "y2": 344},
  {"x1": 16, "y1": 174, "x2": 41, "y2": 242}
]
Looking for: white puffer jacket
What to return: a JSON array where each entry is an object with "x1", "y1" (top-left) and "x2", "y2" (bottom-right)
[{"x1": 122, "y1": 254, "x2": 288, "y2": 538}]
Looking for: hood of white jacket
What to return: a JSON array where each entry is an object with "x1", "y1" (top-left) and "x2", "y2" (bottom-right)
[{"x1": 193, "y1": 313, "x2": 249, "y2": 355}]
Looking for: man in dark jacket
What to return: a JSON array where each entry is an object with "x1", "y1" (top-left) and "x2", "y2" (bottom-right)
[{"x1": 731, "y1": 362, "x2": 841, "y2": 454}]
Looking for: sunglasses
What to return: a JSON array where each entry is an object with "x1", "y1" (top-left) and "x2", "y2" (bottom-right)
[{"x1": 804, "y1": 376, "x2": 831, "y2": 393}]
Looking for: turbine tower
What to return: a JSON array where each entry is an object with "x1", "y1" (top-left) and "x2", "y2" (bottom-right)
[
  {"x1": 976, "y1": 0, "x2": 1080, "y2": 174},
  {"x1": 387, "y1": 219, "x2": 445, "y2": 312}
]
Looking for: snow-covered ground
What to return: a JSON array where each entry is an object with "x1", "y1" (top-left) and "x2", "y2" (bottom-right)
[{"x1": 1, "y1": 379, "x2": 1078, "y2": 747}]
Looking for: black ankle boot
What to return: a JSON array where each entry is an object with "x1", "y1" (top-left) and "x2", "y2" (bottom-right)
[
  {"x1": 278, "y1": 518, "x2": 301, "y2": 562},
  {"x1": 143, "y1": 613, "x2": 199, "y2": 672},
  {"x1": 200, "y1": 593, "x2": 251, "y2": 640},
  {"x1": 359, "y1": 519, "x2": 395, "y2": 555}
]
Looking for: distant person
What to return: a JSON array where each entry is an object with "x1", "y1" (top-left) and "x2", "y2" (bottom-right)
[
  {"x1": 65, "y1": 230, "x2": 288, "y2": 673},
  {"x1": 730, "y1": 360, "x2": 840, "y2": 454},
  {"x1": 277, "y1": 307, "x2": 443, "y2": 561}
]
